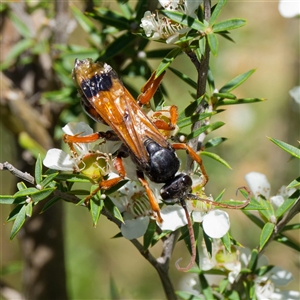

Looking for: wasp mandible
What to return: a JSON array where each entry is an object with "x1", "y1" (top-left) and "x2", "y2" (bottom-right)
[{"x1": 64, "y1": 59, "x2": 209, "y2": 270}]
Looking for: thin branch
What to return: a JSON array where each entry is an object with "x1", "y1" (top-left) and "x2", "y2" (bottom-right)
[{"x1": 0, "y1": 162, "x2": 35, "y2": 185}]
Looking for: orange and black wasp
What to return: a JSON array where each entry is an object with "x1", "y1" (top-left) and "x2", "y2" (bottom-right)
[{"x1": 64, "y1": 58, "x2": 209, "y2": 271}]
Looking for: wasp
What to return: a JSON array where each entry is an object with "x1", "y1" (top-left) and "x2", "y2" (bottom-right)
[{"x1": 64, "y1": 58, "x2": 209, "y2": 271}]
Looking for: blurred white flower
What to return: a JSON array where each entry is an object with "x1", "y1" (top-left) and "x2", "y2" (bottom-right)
[
  {"x1": 278, "y1": 0, "x2": 300, "y2": 18},
  {"x1": 289, "y1": 86, "x2": 300, "y2": 104}
]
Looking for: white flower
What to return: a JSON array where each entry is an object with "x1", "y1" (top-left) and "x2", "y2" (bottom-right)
[
  {"x1": 289, "y1": 86, "x2": 300, "y2": 104},
  {"x1": 43, "y1": 122, "x2": 121, "y2": 182},
  {"x1": 278, "y1": 0, "x2": 300, "y2": 18},
  {"x1": 140, "y1": 0, "x2": 203, "y2": 44},
  {"x1": 238, "y1": 249, "x2": 300, "y2": 300},
  {"x1": 244, "y1": 172, "x2": 271, "y2": 199}
]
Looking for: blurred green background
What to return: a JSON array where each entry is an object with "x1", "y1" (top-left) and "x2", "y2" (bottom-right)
[{"x1": 1, "y1": 1, "x2": 299, "y2": 299}]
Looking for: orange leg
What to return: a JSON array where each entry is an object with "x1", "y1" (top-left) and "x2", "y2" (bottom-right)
[
  {"x1": 137, "y1": 71, "x2": 166, "y2": 106},
  {"x1": 137, "y1": 171, "x2": 163, "y2": 224},
  {"x1": 152, "y1": 105, "x2": 178, "y2": 131},
  {"x1": 172, "y1": 143, "x2": 209, "y2": 187}
]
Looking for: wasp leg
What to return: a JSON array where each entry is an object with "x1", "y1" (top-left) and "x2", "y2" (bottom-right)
[
  {"x1": 137, "y1": 171, "x2": 163, "y2": 224},
  {"x1": 175, "y1": 197, "x2": 196, "y2": 272},
  {"x1": 151, "y1": 105, "x2": 178, "y2": 131},
  {"x1": 172, "y1": 143, "x2": 209, "y2": 187},
  {"x1": 63, "y1": 130, "x2": 119, "y2": 145},
  {"x1": 84, "y1": 155, "x2": 126, "y2": 206},
  {"x1": 137, "y1": 71, "x2": 166, "y2": 106}
]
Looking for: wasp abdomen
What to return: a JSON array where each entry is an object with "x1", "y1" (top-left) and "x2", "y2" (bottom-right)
[
  {"x1": 144, "y1": 139, "x2": 180, "y2": 183},
  {"x1": 81, "y1": 73, "x2": 113, "y2": 98}
]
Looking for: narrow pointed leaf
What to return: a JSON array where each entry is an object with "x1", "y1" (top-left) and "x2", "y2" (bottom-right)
[
  {"x1": 177, "y1": 112, "x2": 215, "y2": 128},
  {"x1": 40, "y1": 172, "x2": 59, "y2": 188},
  {"x1": 205, "y1": 137, "x2": 228, "y2": 148},
  {"x1": 200, "y1": 151, "x2": 232, "y2": 169},
  {"x1": 207, "y1": 33, "x2": 218, "y2": 56},
  {"x1": 10, "y1": 205, "x2": 27, "y2": 240},
  {"x1": 242, "y1": 211, "x2": 265, "y2": 228},
  {"x1": 91, "y1": 8, "x2": 130, "y2": 30},
  {"x1": 100, "y1": 33, "x2": 136, "y2": 60},
  {"x1": 9, "y1": 11, "x2": 32, "y2": 38},
  {"x1": 40, "y1": 196, "x2": 60, "y2": 213},
  {"x1": 216, "y1": 97, "x2": 265, "y2": 107},
  {"x1": 144, "y1": 219, "x2": 157, "y2": 250},
  {"x1": 275, "y1": 197, "x2": 298, "y2": 219},
  {"x1": 26, "y1": 202, "x2": 33, "y2": 217},
  {"x1": 268, "y1": 137, "x2": 300, "y2": 159},
  {"x1": 105, "y1": 196, "x2": 124, "y2": 223},
  {"x1": 213, "y1": 92, "x2": 237, "y2": 99},
  {"x1": 187, "y1": 121, "x2": 225, "y2": 140},
  {"x1": 0, "y1": 195, "x2": 17, "y2": 204},
  {"x1": 155, "y1": 47, "x2": 183, "y2": 78},
  {"x1": 219, "y1": 69, "x2": 256, "y2": 93},
  {"x1": 287, "y1": 177, "x2": 300, "y2": 189},
  {"x1": 17, "y1": 182, "x2": 27, "y2": 191},
  {"x1": 259, "y1": 222, "x2": 275, "y2": 250},
  {"x1": 248, "y1": 249, "x2": 258, "y2": 271},
  {"x1": 14, "y1": 188, "x2": 38, "y2": 197},
  {"x1": 160, "y1": 10, "x2": 206, "y2": 32},
  {"x1": 213, "y1": 19, "x2": 246, "y2": 32},
  {"x1": 168, "y1": 67, "x2": 197, "y2": 89},
  {"x1": 221, "y1": 232, "x2": 231, "y2": 253},
  {"x1": 35, "y1": 154, "x2": 43, "y2": 185},
  {"x1": 281, "y1": 223, "x2": 300, "y2": 232},
  {"x1": 199, "y1": 273, "x2": 214, "y2": 300},
  {"x1": 90, "y1": 194, "x2": 104, "y2": 226},
  {"x1": 210, "y1": 0, "x2": 227, "y2": 25},
  {"x1": 274, "y1": 234, "x2": 300, "y2": 251}
]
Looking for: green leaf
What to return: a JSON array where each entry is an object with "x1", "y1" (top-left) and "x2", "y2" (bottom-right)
[
  {"x1": 146, "y1": 49, "x2": 178, "y2": 59},
  {"x1": 31, "y1": 188, "x2": 55, "y2": 203},
  {"x1": 275, "y1": 197, "x2": 298, "y2": 219},
  {"x1": 216, "y1": 97, "x2": 265, "y2": 107},
  {"x1": 221, "y1": 232, "x2": 231, "y2": 253},
  {"x1": 9, "y1": 11, "x2": 32, "y2": 38},
  {"x1": 0, "y1": 38, "x2": 35, "y2": 70},
  {"x1": 105, "y1": 196, "x2": 124, "y2": 223},
  {"x1": 155, "y1": 47, "x2": 183, "y2": 78},
  {"x1": 0, "y1": 195, "x2": 18, "y2": 205},
  {"x1": 178, "y1": 96, "x2": 205, "y2": 119},
  {"x1": 71, "y1": 5, "x2": 101, "y2": 45},
  {"x1": 274, "y1": 234, "x2": 300, "y2": 251},
  {"x1": 200, "y1": 151, "x2": 232, "y2": 169},
  {"x1": 26, "y1": 202, "x2": 33, "y2": 217},
  {"x1": 90, "y1": 193, "x2": 104, "y2": 226},
  {"x1": 109, "y1": 276, "x2": 120, "y2": 300},
  {"x1": 187, "y1": 121, "x2": 225, "y2": 140},
  {"x1": 40, "y1": 196, "x2": 60, "y2": 213},
  {"x1": 40, "y1": 172, "x2": 59, "y2": 188},
  {"x1": 17, "y1": 182, "x2": 27, "y2": 191},
  {"x1": 91, "y1": 7, "x2": 130, "y2": 30},
  {"x1": 213, "y1": 92, "x2": 237, "y2": 100},
  {"x1": 219, "y1": 69, "x2": 256, "y2": 93},
  {"x1": 268, "y1": 137, "x2": 300, "y2": 159},
  {"x1": 14, "y1": 188, "x2": 39, "y2": 198},
  {"x1": 210, "y1": 0, "x2": 227, "y2": 25},
  {"x1": 168, "y1": 67, "x2": 197, "y2": 89},
  {"x1": 35, "y1": 154, "x2": 43, "y2": 185},
  {"x1": 160, "y1": 10, "x2": 206, "y2": 32},
  {"x1": 287, "y1": 177, "x2": 300, "y2": 189},
  {"x1": 256, "y1": 265, "x2": 274, "y2": 277},
  {"x1": 177, "y1": 112, "x2": 215, "y2": 129},
  {"x1": 243, "y1": 211, "x2": 265, "y2": 228},
  {"x1": 213, "y1": 19, "x2": 246, "y2": 32},
  {"x1": 207, "y1": 33, "x2": 218, "y2": 56},
  {"x1": 259, "y1": 222, "x2": 275, "y2": 250},
  {"x1": 176, "y1": 291, "x2": 203, "y2": 300},
  {"x1": 196, "y1": 37, "x2": 206, "y2": 61},
  {"x1": 99, "y1": 32, "x2": 137, "y2": 60},
  {"x1": 204, "y1": 137, "x2": 228, "y2": 148},
  {"x1": 55, "y1": 173, "x2": 91, "y2": 183},
  {"x1": 143, "y1": 219, "x2": 157, "y2": 250},
  {"x1": 10, "y1": 205, "x2": 27, "y2": 240},
  {"x1": 247, "y1": 249, "x2": 258, "y2": 271},
  {"x1": 281, "y1": 223, "x2": 300, "y2": 232},
  {"x1": 199, "y1": 273, "x2": 215, "y2": 300}
]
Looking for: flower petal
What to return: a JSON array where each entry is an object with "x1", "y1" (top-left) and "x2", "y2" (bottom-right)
[
  {"x1": 43, "y1": 148, "x2": 76, "y2": 171},
  {"x1": 202, "y1": 209, "x2": 230, "y2": 238},
  {"x1": 279, "y1": 1, "x2": 300, "y2": 18},
  {"x1": 159, "y1": 204, "x2": 187, "y2": 231},
  {"x1": 121, "y1": 217, "x2": 149, "y2": 239},
  {"x1": 245, "y1": 172, "x2": 271, "y2": 199}
]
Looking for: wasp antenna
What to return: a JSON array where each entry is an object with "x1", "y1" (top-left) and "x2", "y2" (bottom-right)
[{"x1": 175, "y1": 198, "x2": 196, "y2": 272}]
